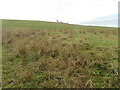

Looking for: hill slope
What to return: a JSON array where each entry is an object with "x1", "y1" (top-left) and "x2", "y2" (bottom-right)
[{"x1": 2, "y1": 19, "x2": 118, "y2": 88}]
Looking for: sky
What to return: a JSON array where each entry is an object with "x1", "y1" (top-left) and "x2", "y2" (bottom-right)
[
  {"x1": 0, "y1": 0, "x2": 119, "y2": 27},
  {"x1": 81, "y1": 14, "x2": 118, "y2": 27}
]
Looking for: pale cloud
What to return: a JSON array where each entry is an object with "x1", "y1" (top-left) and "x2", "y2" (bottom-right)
[
  {"x1": 80, "y1": 14, "x2": 118, "y2": 27},
  {"x1": 0, "y1": 0, "x2": 119, "y2": 27}
]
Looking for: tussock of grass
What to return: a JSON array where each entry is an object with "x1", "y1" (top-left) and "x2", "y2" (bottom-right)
[{"x1": 2, "y1": 20, "x2": 118, "y2": 88}]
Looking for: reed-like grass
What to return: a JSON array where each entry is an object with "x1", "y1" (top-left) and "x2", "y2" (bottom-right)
[{"x1": 2, "y1": 19, "x2": 118, "y2": 88}]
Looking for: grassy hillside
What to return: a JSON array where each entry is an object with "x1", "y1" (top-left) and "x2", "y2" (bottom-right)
[{"x1": 2, "y1": 19, "x2": 118, "y2": 88}]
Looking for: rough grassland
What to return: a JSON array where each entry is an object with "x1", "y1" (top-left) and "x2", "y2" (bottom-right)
[{"x1": 2, "y1": 19, "x2": 118, "y2": 88}]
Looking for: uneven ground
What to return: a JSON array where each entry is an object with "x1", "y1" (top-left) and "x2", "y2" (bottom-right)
[{"x1": 2, "y1": 19, "x2": 118, "y2": 88}]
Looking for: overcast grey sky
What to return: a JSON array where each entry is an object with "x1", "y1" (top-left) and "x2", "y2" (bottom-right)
[{"x1": 0, "y1": 0, "x2": 119, "y2": 27}]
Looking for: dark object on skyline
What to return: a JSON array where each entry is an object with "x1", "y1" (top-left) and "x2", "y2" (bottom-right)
[{"x1": 56, "y1": 20, "x2": 58, "y2": 23}]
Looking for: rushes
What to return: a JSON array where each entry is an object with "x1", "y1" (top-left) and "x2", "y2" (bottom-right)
[{"x1": 2, "y1": 28, "x2": 118, "y2": 88}]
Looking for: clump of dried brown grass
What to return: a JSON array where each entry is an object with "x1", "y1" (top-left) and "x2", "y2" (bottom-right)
[{"x1": 2, "y1": 28, "x2": 118, "y2": 88}]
